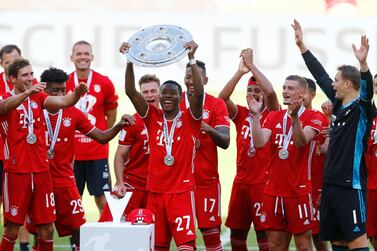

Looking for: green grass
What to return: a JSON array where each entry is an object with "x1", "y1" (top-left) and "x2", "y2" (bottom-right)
[{"x1": 0, "y1": 86, "x2": 332, "y2": 250}]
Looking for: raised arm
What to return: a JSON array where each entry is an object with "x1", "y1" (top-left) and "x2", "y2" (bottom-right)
[
  {"x1": 292, "y1": 19, "x2": 335, "y2": 102},
  {"x1": 87, "y1": 114, "x2": 135, "y2": 144},
  {"x1": 0, "y1": 82, "x2": 45, "y2": 115},
  {"x1": 353, "y1": 35, "x2": 373, "y2": 100},
  {"x1": 242, "y1": 48, "x2": 280, "y2": 111},
  {"x1": 120, "y1": 42, "x2": 149, "y2": 117},
  {"x1": 185, "y1": 41, "x2": 204, "y2": 119},
  {"x1": 218, "y1": 57, "x2": 249, "y2": 119},
  {"x1": 44, "y1": 82, "x2": 88, "y2": 111}
]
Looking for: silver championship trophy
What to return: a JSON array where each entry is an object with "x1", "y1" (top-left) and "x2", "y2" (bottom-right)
[{"x1": 126, "y1": 25, "x2": 192, "y2": 67}]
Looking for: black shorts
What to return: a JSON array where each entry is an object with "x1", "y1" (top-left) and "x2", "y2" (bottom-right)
[
  {"x1": 320, "y1": 184, "x2": 366, "y2": 242},
  {"x1": 74, "y1": 159, "x2": 111, "y2": 197}
]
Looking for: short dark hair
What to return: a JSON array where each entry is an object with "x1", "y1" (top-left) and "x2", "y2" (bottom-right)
[
  {"x1": 160, "y1": 80, "x2": 182, "y2": 96},
  {"x1": 139, "y1": 74, "x2": 160, "y2": 87},
  {"x1": 374, "y1": 73, "x2": 377, "y2": 79},
  {"x1": 285, "y1": 75, "x2": 308, "y2": 89},
  {"x1": 72, "y1": 40, "x2": 92, "y2": 54},
  {"x1": 337, "y1": 65, "x2": 360, "y2": 90},
  {"x1": 304, "y1": 77, "x2": 316, "y2": 92},
  {"x1": 0, "y1": 45, "x2": 21, "y2": 61},
  {"x1": 40, "y1": 67, "x2": 69, "y2": 87},
  {"x1": 8, "y1": 58, "x2": 30, "y2": 78},
  {"x1": 186, "y1": 60, "x2": 206, "y2": 75}
]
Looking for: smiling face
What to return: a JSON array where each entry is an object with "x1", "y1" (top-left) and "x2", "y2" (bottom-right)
[
  {"x1": 332, "y1": 70, "x2": 349, "y2": 100},
  {"x1": 159, "y1": 83, "x2": 182, "y2": 114},
  {"x1": 10, "y1": 65, "x2": 34, "y2": 93},
  {"x1": 282, "y1": 79, "x2": 305, "y2": 105},
  {"x1": 71, "y1": 43, "x2": 93, "y2": 71},
  {"x1": 184, "y1": 67, "x2": 207, "y2": 95},
  {"x1": 140, "y1": 81, "x2": 160, "y2": 108}
]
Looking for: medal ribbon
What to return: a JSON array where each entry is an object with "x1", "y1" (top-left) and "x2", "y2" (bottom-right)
[
  {"x1": 74, "y1": 70, "x2": 92, "y2": 114},
  {"x1": 11, "y1": 90, "x2": 34, "y2": 137},
  {"x1": 43, "y1": 109, "x2": 63, "y2": 154},
  {"x1": 282, "y1": 106, "x2": 305, "y2": 151},
  {"x1": 163, "y1": 111, "x2": 182, "y2": 157},
  {"x1": 247, "y1": 114, "x2": 255, "y2": 151}
]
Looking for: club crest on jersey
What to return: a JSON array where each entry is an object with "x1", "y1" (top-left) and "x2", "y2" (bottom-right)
[
  {"x1": 30, "y1": 101, "x2": 38, "y2": 109},
  {"x1": 203, "y1": 110, "x2": 210, "y2": 119},
  {"x1": 176, "y1": 120, "x2": 183, "y2": 128},
  {"x1": 10, "y1": 206, "x2": 19, "y2": 216},
  {"x1": 260, "y1": 212, "x2": 266, "y2": 222},
  {"x1": 94, "y1": 84, "x2": 101, "y2": 93},
  {"x1": 63, "y1": 117, "x2": 72, "y2": 127}
]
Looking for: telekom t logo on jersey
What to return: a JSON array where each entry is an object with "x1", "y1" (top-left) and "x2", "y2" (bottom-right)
[{"x1": 19, "y1": 114, "x2": 35, "y2": 129}]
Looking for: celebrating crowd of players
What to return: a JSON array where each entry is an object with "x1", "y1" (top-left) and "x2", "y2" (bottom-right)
[{"x1": 0, "y1": 20, "x2": 376, "y2": 251}]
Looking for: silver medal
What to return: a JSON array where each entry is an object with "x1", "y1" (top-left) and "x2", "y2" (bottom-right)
[
  {"x1": 278, "y1": 149, "x2": 289, "y2": 160},
  {"x1": 26, "y1": 134, "x2": 37, "y2": 144},
  {"x1": 248, "y1": 148, "x2": 256, "y2": 158},
  {"x1": 164, "y1": 155, "x2": 175, "y2": 166},
  {"x1": 47, "y1": 149, "x2": 54, "y2": 159}
]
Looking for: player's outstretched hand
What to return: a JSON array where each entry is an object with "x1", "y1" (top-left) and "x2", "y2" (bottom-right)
[
  {"x1": 237, "y1": 56, "x2": 250, "y2": 74},
  {"x1": 119, "y1": 114, "x2": 135, "y2": 126},
  {"x1": 287, "y1": 99, "x2": 302, "y2": 117},
  {"x1": 74, "y1": 82, "x2": 88, "y2": 96},
  {"x1": 119, "y1": 42, "x2": 131, "y2": 54},
  {"x1": 247, "y1": 93, "x2": 263, "y2": 115},
  {"x1": 184, "y1": 40, "x2": 198, "y2": 59},
  {"x1": 26, "y1": 82, "x2": 46, "y2": 96},
  {"x1": 113, "y1": 182, "x2": 127, "y2": 198},
  {"x1": 321, "y1": 126, "x2": 331, "y2": 138},
  {"x1": 352, "y1": 35, "x2": 369, "y2": 67},
  {"x1": 291, "y1": 19, "x2": 307, "y2": 52}
]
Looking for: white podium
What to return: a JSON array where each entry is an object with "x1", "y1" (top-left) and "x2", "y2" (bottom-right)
[{"x1": 81, "y1": 222, "x2": 154, "y2": 251}]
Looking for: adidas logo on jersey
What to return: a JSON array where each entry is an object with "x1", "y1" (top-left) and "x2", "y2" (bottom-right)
[
  {"x1": 353, "y1": 226, "x2": 361, "y2": 232},
  {"x1": 209, "y1": 216, "x2": 216, "y2": 222},
  {"x1": 303, "y1": 219, "x2": 310, "y2": 225},
  {"x1": 275, "y1": 123, "x2": 282, "y2": 129},
  {"x1": 186, "y1": 230, "x2": 194, "y2": 236}
]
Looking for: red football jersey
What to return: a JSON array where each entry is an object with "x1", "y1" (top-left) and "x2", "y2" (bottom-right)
[
  {"x1": 262, "y1": 109, "x2": 322, "y2": 197},
  {"x1": 367, "y1": 117, "x2": 377, "y2": 190},
  {"x1": 0, "y1": 92, "x2": 49, "y2": 173},
  {"x1": 66, "y1": 70, "x2": 118, "y2": 160},
  {"x1": 180, "y1": 92, "x2": 230, "y2": 188},
  {"x1": 310, "y1": 110, "x2": 330, "y2": 194},
  {"x1": 142, "y1": 105, "x2": 201, "y2": 193},
  {"x1": 118, "y1": 114, "x2": 149, "y2": 191},
  {"x1": 0, "y1": 72, "x2": 13, "y2": 161},
  {"x1": 232, "y1": 105, "x2": 271, "y2": 184},
  {"x1": 45, "y1": 107, "x2": 94, "y2": 187}
]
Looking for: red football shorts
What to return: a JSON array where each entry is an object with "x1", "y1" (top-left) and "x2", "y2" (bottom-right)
[
  {"x1": 261, "y1": 193, "x2": 313, "y2": 234},
  {"x1": 53, "y1": 186, "x2": 86, "y2": 236},
  {"x1": 2, "y1": 171, "x2": 56, "y2": 226},
  {"x1": 195, "y1": 182, "x2": 221, "y2": 229},
  {"x1": 367, "y1": 189, "x2": 377, "y2": 237},
  {"x1": 99, "y1": 188, "x2": 149, "y2": 222},
  {"x1": 225, "y1": 182, "x2": 265, "y2": 231},
  {"x1": 147, "y1": 191, "x2": 196, "y2": 247}
]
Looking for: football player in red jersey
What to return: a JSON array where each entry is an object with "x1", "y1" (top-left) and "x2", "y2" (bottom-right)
[
  {"x1": 122, "y1": 40, "x2": 203, "y2": 251},
  {"x1": 218, "y1": 48, "x2": 279, "y2": 251},
  {"x1": 0, "y1": 44, "x2": 33, "y2": 251},
  {"x1": 66, "y1": 40, "x2": 119, "y2": 215},
  {"x1": 0, "y1": 58, "x2": 87, "y2": 251},
  {"x1": 181, "y1": 59, "x2": 230, "y2": 251},
  {"x1": 99, "y1": 74, "x2": 160, "y2": 222},
  {"x1": 32, "y1": 67, "x2": 132, "y2": 251},
  {"x1": 251, "y1": 75, "x2": 323, "y2": 251}
]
